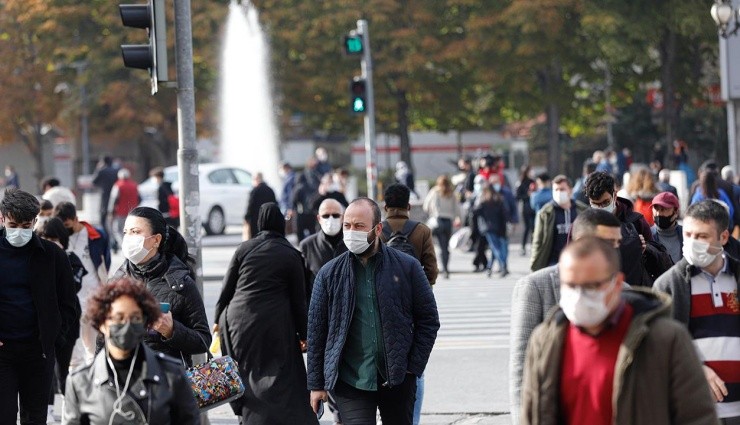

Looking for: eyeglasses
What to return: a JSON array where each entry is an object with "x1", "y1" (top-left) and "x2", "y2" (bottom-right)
[
  {"x1": 320, "y1": 213, "x2": 341, "y2": 219},
  {"x1": 562, "y1": 275, "x2": 616, "y2": 293},
  {"x1": 106, "y1": 314, "x2": 145, "y2": 325},
  {"x1": 589, "y1": 198, "x2": 613, "y2": 208}
]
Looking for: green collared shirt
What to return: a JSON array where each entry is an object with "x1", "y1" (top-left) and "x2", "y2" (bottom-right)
[{"x1": 338, "y1": 254, "x2": 387, "y2": 391}]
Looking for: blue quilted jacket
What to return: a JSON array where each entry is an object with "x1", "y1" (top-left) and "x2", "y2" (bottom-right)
[{"x1": 307, "y1": 244, "x2": 439, "y2": 390}]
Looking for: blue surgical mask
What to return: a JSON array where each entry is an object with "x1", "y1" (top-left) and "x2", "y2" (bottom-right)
[
  {"x1": 492, "y1": 183, "x2": 502, "y2": 192},
  {"x1": 6, "y1": 227, "x2": 33, "y2": 247}
]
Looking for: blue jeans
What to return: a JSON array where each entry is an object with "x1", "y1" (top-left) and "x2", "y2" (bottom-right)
[
  {"x1": 413, "y1": 374, "x2": 424, "y2": 425},
  {"x1": 484, "y1": 232, "x2": 508, "y2": 271}
]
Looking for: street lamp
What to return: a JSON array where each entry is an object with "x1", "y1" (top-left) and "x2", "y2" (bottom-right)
[
  {"x1": 711, "y1": 0, "x2": 740, "y2": 37},
  {"x1": 712, "y1": 0, "x2": 740, "y2": 172}
]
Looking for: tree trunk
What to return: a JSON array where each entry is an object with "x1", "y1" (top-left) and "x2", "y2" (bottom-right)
[
  {"x1": 547, "y1": 102, "x2": 560, "y2": 175},
  {"x1": 396, "y1": 89, "x2": 413, "y2": 175},
  {"x1": 659, "y1": 28, "x2": 677, "y2": 155}
]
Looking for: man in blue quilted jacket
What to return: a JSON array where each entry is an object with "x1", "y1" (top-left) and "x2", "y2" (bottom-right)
[{"x1": 307, "y1": 197, "x2": 440, "y2": 425}]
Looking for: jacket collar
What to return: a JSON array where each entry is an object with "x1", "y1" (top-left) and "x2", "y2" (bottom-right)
[
  {"x1": 80, "y1": 221, "x2": 102, "y2": 240},
  {"x1": 91, "y1": 344, "x2": 166, "y2": 390}
]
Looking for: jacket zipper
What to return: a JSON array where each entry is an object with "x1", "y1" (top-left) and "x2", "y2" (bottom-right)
[{"x1": 330, "y1": 266, "x2": 356, "y2": 390}]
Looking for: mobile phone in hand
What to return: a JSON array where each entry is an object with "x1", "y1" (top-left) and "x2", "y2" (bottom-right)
[
  {"x1": 159, "y1": 302, "x2": 171, "y2": 314},
  {"x1": 316, "y1": 400, "x2": 324, "y2": 419}
]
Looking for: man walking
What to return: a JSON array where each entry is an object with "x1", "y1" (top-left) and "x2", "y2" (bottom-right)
[
  {"x1": 299, "y1": 198, "x2": 347, "y2": 425},
  {"x1": 509, "y1": 208, "x2": 623, "y2": 423},
  {"x1": 108, "y1": 168, "x2": 140, "y2": 249},
  {"x1": 307, "y1": 198, "x2": 439, "y2": 425},
  {"x1": 521, "y1": 237, "x2": 717, "y2": 424},
  {"x1": 654, "y1": 200, "x2": 740, "y2": 423},
  {"x1": 53, "y1": 201, "x2": 111, "y2": 368},
  {"x1": 380, "y1": 183, "x2": 438, "y2": 425},
  {"x1": 92, "y1": 156, "x2": 118, "y2": 240},
  {"x1": 530, "y1": 175, "x2": 588, "y2": 271},
  {"x1": 243, "y1": 172, "x2": 277, "y2": 240},
  {"x1": 381, "y1": 183, "x2": 438, "y2": 286},
  {"x1": 584, "y1": 171, "x2": 653, "y2": 286},
  {"x1": 0, "y1": 189, "x2": 77, "y2": 424},
  {"x1": 650, "y1": 191, "x2": 683, "y2": 263}
]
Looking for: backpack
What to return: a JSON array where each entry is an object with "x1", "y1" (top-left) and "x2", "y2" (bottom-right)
[
  {"x1": 381, "y1": 219, "x2": 420, "y2": 260},
  {"x1": 643, "y1": 240, "x2": 674, "y2": 282}
]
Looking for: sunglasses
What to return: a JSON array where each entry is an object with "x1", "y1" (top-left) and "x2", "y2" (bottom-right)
[{"x1": 320, "y1": 213, "x2": 341, "y2": 219}]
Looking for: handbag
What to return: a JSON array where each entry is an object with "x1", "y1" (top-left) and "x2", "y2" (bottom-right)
[
  {"x1": 185, "y1": 343, "x2": 246, "y2": 411},
  {"x1": 426, "y1": 216, "x2": 439, "y2": 230}
]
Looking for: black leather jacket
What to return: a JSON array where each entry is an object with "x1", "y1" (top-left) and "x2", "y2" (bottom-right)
[{"x1": 63, "y1": 344, "x2": 199, "y2": 425}]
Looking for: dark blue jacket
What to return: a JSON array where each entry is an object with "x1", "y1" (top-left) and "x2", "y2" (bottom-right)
[{"x1": 307, "y1": 244, "x2": 439, "y2": 391}]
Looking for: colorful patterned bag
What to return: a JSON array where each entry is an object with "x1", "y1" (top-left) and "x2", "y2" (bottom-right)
[{"x1": 185, "y1": 354, "x2": 245, "y2": 411}]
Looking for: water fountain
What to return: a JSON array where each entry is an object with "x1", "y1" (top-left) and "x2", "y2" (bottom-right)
[{"x1": 219, "y1": 0, "x2": 281, "y2": 191}]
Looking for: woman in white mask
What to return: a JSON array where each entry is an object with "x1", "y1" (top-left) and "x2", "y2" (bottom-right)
[{"x1": 110, "y1": 207, "x2": 210, "y2": 366}]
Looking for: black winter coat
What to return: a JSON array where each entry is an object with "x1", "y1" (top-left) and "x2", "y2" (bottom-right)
[
  {"x1": 113, "y1": 254, "x2": 211, "y2": 365},
  {"x1": 300, "y1": 230, "x2": 347, "y2": 279},
  {"x1": 214, "y1": 230, "x2": 317, "y2": 425},
  {"x1": 0, "y1": 231, "x2": 78, "y2": 358},
  {"x1": 307, "y1": 244, "x2": 440, "y2": 391}
]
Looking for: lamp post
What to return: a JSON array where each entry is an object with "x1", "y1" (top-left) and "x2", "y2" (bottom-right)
[{"x1": 712, "y1": 0, "x2": 740, "y2": 171}]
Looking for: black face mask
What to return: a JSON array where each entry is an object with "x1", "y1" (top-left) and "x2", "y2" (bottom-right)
[
  {"x1": 108, "y1": 322, "x2": 146, "y2": 351},
  {"x1": 655, "y1": 215, "x2": 675, "y2": 230},
  {"x1": 67, "y1": 227, "x2": 75, "y2": 236}
]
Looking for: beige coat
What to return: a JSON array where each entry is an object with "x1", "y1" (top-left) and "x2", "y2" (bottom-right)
[{"x1": 521, "y1": 288, "x2": 718, "y2": 425}]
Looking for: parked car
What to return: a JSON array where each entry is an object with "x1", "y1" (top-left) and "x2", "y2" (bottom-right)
[{"x1": 138, "y1": 163, "x2": 252, "y2": 235}]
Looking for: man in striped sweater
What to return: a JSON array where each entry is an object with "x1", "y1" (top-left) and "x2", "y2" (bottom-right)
[{"x1": 654, "y1": 200, "x2": 740, "y2": 423}]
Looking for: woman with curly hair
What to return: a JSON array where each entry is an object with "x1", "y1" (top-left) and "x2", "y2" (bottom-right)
[
  {"x1": 111, "y1": 207, "x2": 210, "y2": 365},
  {"x1": 62, "y1": 277, "x2": 199, "y2": 424}
]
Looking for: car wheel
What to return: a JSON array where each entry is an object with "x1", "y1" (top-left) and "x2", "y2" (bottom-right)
[{"x1": 204, "y1": 206, "x2": 226, "y2": 235}]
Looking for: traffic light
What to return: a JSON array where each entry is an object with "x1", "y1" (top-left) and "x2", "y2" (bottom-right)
[
  {"x1": 119, "y1": 0, "x2": 168, "y2": 94},
  {"x1": 350, "y1": 77, "x2": 367, "y2": 114},
  {"x1": 343, "y1": 32, "x2": 363, "y2": 56}
]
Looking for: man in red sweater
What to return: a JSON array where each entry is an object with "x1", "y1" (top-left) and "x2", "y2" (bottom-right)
[
  {"x1": 108, "y1": 168, "x2": 140, "y2": 250},
  {"x1": 521, "y1": 236, "x2": 717, "y2": 425}
]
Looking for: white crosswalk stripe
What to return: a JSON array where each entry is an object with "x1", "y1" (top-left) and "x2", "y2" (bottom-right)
[{"x1": 431, "y1": 278, "x2": 514, "y2": 351}]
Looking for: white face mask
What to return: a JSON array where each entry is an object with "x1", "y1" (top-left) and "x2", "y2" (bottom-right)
[
  {"x1": 343, "y1": 229, "x2": 374, "y2": 255},
  {"x1": 5, "y1": 227, "x2": 33, "y2": 247},
  {"x1": 682, "y1": 237, "x2": 721, "y2": 268},
  {"x1": 321, "y1": 217, "x2": 342, "y2": 236},
  {"x1": 559, "y1": 278, "x2": 615, "y2": 328},
  {"x1": 122, "y1": 235, "x2": 153, "y2": 264},
  {"x1": 553, "y1": 190, "x2": 570, "y2": 206},
  {"x1": 591, "y1": 198, "x2": 615, "y2": 214}
]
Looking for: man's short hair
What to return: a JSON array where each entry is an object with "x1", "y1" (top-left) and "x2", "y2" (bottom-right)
[
  {"x1": 0, "y1": 189, "x2": 40, "y2": 222},
  {"x1": 685, "y1": 200, "x2": 730, "y2": 236},
  {"x1": 584, "y1": 171, "x2": 615, "y2": 200},
  {"x1": 149, "y1": 167, "x2": 165, "y2": 178},
  {"x1": 572, "y1": 208, "x2": 621, "y2": 240},
  {"x1": 384, "y1": 183, "x2": 410, "y2": 209},
  {"x1": 561, "y1": 236, "x2": 620, "y2": 276},
  {"x1": 41, "y1": 177, "x2": 61, "y2": 189},
  {"x1": 40, "y1": 199, "x2": 54, "y2": 212},
  {"x1": 536, "y1": 172, "x2": 551, "y2": 183},
  {"x1": 53, "y1": 202, "x2": 78, "y2": 222},
  {"x1": 552, "y1": 174, "x2": 571, "y2": 187},
  {"x1": 349, "y1": 197, "x2": 381, "y2": 226}
]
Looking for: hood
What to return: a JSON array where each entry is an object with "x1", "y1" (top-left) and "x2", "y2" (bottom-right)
[
  {"x1": 615, "y1": 196, "x2": 635, "y2": 219},
  {"x1": 257, "y1": 202, "x2": 285, "y2": 236}
]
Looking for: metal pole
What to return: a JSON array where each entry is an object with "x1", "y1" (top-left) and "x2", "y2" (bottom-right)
[
  {"x1": 358, "y1": 19, "x2": 377, "y2": 200},
  {"x1": 80, "y1": 81, "x2": 90, "y2": 175},
  {"x1": 173, "y1": 2, "x2": 207, "y2": 422},
  {"x1": 730, "y1": 100, "x2": 740, "y2": 171}
]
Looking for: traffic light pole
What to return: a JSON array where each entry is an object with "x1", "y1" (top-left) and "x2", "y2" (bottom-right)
[{"x1": 358, "y1": 19, "x2": 378, "y2": 200}]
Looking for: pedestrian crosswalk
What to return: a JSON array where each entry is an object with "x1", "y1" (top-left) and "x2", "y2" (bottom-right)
[{"x1": 432, "y1": 278, "x2": 515, "y2": 351}]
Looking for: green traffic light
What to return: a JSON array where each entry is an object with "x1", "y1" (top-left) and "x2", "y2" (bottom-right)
[
  {"x1": 353, "y1": 97, "x2": 366, "y2": 113},
  {"x1": 344, "y1": 35, "x2": 363, "y2": 55}
]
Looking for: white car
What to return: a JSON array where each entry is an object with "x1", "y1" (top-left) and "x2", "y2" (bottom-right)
[{"x1": 138, "y1": 163, "x2": 252, "y2": 235}]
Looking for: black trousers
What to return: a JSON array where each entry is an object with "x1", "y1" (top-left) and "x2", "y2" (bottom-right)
[
  {"x1": 333, "y1": 375, "x2": 416, "y2": 425},
  {"x1": 0, "y1": 340, "x2": 55, "y2": 425},
  {"x1": 48, "y1": 337, "x2": 76, "y2": 404}
]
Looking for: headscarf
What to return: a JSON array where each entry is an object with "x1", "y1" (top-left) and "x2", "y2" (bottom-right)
[{"x1": 257, "y1": 202, "x2": 285, "y2": 236}]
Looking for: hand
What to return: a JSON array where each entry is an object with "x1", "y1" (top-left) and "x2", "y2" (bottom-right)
[
  {"x1": 638, "y1": 234, "x2": 646, "y2": 253},
  {"x1": 212, "y1": 324, "x2": 220, "y2": 333},
  {"x1": 310, "y1": 390, "x2": 328, "y2": 414},
  {"x1": 453, "y1": 217, "x2": 462, "y2": 228},
  {"x1": 286, "y1": 209, "x2": 294, "y2": 220},
  {"x1": 152, "y1": 312, "x2": 174, "y2": 339},
  {"x1": 299, "y1": 340, "x2": 308, "y2": 353},
  {"x1": 703, "y1": 365, "x2": 728, "y2": 402}
]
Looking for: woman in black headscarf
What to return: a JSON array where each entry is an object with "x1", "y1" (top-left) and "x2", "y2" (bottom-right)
[{"x1": 214, "y1": 203, "x2": 317, "y2": 425}]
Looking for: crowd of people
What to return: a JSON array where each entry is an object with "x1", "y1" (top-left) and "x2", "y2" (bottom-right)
[{"x1": 1, "y1": 142, "x2": 739, "y2": 425}]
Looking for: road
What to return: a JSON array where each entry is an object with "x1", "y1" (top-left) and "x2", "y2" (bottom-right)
[{"x1": 54, "y1": 228, "x2": 525, "y2": 425}]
